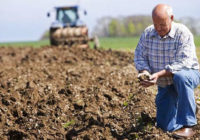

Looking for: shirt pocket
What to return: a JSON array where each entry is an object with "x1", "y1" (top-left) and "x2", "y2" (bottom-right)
[{"x1": 166, "y1": 49, "x2": 176, "y2": 62}]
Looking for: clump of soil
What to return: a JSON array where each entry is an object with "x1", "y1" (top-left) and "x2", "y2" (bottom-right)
[
  {"x1": 0, "y1": 46, "x2": 199, "y2": 139},
  {"x1": 138, "y1": 73, "x2": 151, "y2": 81}
]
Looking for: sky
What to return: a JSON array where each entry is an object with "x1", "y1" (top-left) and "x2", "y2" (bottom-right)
[{"x1": 0, "y1": 0, "x2": 200, "y2": 42}]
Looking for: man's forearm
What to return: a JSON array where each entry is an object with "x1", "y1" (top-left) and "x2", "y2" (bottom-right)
[{"x1": 156, "y1": 69, "x2": 173, "y2": 78}]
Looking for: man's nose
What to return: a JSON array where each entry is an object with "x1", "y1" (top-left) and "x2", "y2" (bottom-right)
[{"x1": 156, "y1": 25, "x2": 161, "y2": 31}]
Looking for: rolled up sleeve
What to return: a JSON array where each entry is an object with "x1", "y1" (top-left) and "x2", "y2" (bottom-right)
[{"x1": 165, "y1": 33, "x2": 199, "y2": 73}]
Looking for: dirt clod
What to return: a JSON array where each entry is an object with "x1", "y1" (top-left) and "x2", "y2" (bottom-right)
[{"x1": 138, "y1": 74, "x2": 151, "y2": 81}]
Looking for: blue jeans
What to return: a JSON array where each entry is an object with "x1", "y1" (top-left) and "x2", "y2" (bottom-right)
[{"x1": 156, "y1": 69, "x2": 200, "y2": 132}]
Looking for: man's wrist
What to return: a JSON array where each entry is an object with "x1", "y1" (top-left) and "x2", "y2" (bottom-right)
[{"x1": 156, "y1": 70, "x2": 172, "y2": 78}]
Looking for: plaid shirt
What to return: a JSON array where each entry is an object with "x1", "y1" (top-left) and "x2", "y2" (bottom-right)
[{"x1": 134, "y1": 22, "x2": 199, "y2": 87}]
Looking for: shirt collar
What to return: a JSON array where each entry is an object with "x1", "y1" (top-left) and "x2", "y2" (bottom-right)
[
  {"x1": 168, "y1": 22, "x2": 175, "y2": 38},
  {"x1": 150, "y1": 22, "x2": 175, "y2": 39}
]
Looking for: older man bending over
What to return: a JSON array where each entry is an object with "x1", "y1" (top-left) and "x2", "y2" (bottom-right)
[{"x1": 134, "y1": 4, "x2": 200, "y2": 138}]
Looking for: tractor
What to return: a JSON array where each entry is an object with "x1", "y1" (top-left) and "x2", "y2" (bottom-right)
[{"x1": 47, "y1": 6, "x2": 98, "y2": 48}]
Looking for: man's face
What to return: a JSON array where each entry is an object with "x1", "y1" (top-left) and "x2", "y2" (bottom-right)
[{"x1": 153, "y1": 15, "x2": 172, "y2": 37}]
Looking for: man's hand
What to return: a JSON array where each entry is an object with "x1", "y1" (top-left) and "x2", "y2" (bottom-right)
[
  {"x1": 149, "y1": 73, "x2": 159, "y2": 84},
  {"x1": 138, "y1": 71, "x2": 151, "y2": 81},
  {"x1": 138, "y1": 71, "x2": 155, "y2": 87},
  {"x1": 138, "y1": 69, "x2": 172, "y2": 87}
]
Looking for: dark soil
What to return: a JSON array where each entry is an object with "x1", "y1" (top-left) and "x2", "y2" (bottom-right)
[{"x1": 0, "y1": 46, "x2": 200, "y2": 140}]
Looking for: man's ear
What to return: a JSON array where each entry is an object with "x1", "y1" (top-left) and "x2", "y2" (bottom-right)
[{"x1": 171, "y1": 15, "x2": 174, "y2": 21}]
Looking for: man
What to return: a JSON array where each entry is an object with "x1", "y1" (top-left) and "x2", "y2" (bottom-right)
[{"x1": 134, "y1": 4, "x2": 200, "y2": 138}]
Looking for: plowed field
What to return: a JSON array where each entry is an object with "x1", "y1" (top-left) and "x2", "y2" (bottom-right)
[{"x1": 0, "y1": 46, "x2": 200, "y2": 139}]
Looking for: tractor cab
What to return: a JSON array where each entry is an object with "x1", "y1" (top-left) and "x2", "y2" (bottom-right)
[{"x1": 55, "y1": 6, "x2": 79, "y2": 26}]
